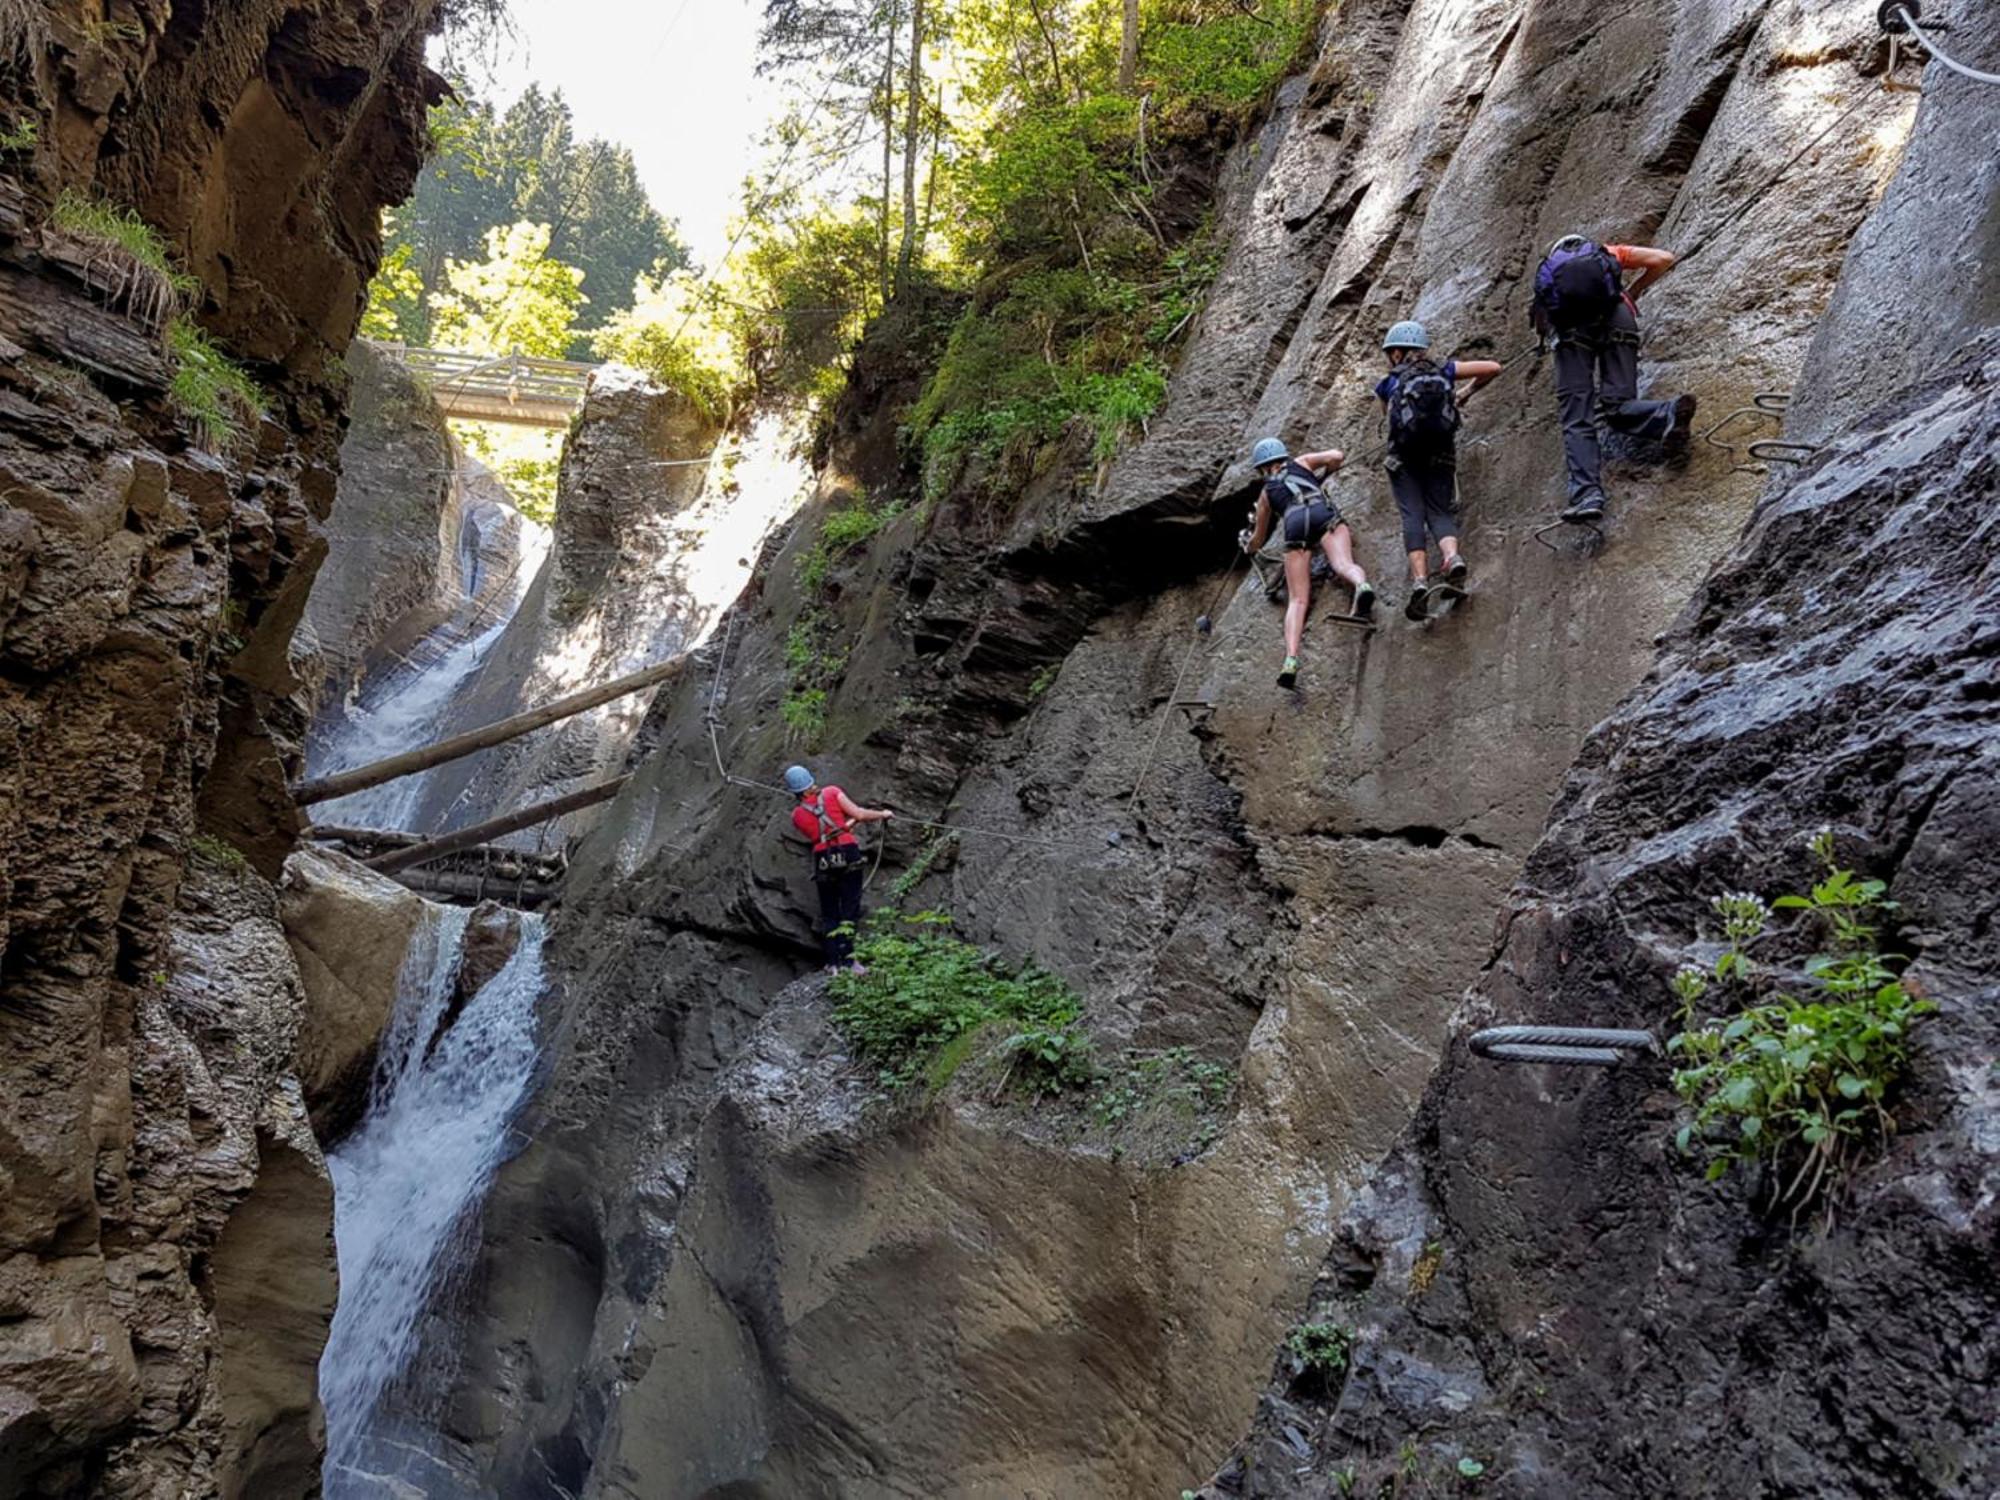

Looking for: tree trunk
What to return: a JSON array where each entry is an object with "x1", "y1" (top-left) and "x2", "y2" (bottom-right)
[
  {"x1": 291, "y1": 657, "x2": 686, "y2": 807},
  {"x1": 366, "y1": 775, "x2": 630, "y2": 875},
  {"x1": 896, "y1": 0, "x2": 925, "y2": 290},
  {"x1": 1119, "y1": 0, "x2": 1140, "y2": 91},
  {"x1": 878, "y1": 5, "x2": 897, "y2": 309}
]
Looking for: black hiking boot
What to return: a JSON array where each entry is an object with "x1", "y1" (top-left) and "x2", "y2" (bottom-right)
[
  {"x1": 1561, "y1": 497, "x2": 1607, "y2": 524},
  {"x1": 1662, "y1": 393, "x2": 1699, "y2": 464},
  {"x1": 1353, "y1": 583, "x2": 1377, "y2": 621},
  {"x1": 1404, "y1": 581, "x2": 1431, "y2": 621},
  {"x1": 1277, "y1": 654, "x2": 1300, "y2": 690}
]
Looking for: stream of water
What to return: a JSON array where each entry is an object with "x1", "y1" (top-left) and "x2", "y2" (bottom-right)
[{"x1": 319, "y1": 907, "x2": 548, "y2": 1497}]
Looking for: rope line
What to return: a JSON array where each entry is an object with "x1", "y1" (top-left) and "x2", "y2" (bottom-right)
[{"x1": 1894, "y1": 4, "x2": 2000, "y2": 85}]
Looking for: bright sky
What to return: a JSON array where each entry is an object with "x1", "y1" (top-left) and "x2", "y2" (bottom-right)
[{"x1": 465, "y1": 0, "x2": 773, "y2": 268}]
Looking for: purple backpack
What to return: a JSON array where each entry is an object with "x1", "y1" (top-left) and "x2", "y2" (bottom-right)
[{"x1": 1534, "y1": 242, "x2": 1623, "y2": 331}]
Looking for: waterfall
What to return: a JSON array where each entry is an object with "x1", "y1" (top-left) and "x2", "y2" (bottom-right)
[
  {"x1": 310, "y1": 509, "x2": 550, "y2": 833},
  {"x1": 320, "y1": 906, "x2": 548, "y2": 1496}
]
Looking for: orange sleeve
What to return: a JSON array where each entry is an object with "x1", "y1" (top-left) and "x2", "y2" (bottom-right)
[{"x1": 1607, "y1": 244, "x2": 1641, "y2": 268}]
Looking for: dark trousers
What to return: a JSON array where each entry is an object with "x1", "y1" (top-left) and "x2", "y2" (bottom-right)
[
  {"x1": 1386, "y1": 453, "x2": 1458, "y2": 553},
  {"x1": 816, "y1": 865, "x2": 865, "y2": 966},
  {"x1": 1554, "y1": 300, "x2": 1676, "y2": 507}
]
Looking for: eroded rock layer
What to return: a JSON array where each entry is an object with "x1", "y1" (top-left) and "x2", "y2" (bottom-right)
[{"x1": 0, "y1": 3, "x2": 441, "y2": 1494}]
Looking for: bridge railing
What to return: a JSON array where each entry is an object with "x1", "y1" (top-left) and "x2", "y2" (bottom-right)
[{"x1": 364, "y1": 341, "x2": 598, "y2": 419}]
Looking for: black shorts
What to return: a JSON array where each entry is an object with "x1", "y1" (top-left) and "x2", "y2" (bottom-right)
[{"x1": 1280, "y1": 499, "x2": 1343, "y2": 551}]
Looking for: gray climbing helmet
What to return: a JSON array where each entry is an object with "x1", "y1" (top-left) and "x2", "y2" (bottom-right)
[
  {"x1": 784, "y1": 764, "x2": 815, "y2": 794},
  {"x1": 1549, "y1": 233, "x2": 1589, "y2": 258},
  {"x1": 1383, "y1": 319, "x2": 1429, "y2": 351},
  {"x1": 1249, "y1": 437, "x2": 1290, "y2": 468}
]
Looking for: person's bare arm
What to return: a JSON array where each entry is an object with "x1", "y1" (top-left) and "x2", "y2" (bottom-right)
[
  {"x1": 1246, "y1": 493, "x2": 1274, "y2": 551},
  {"x1": 1298, "y1": 448, "x2": 1345, "y2": 474},
  {"x1": 833, "y1": 789, "x2": 893, "y2": 823},
  {"x1": 1453, "y1": 358, "x2": 1504, "y2": 403},
  {"x1": 1619, "y1": 244, "x2": 1676, "y2": 301}
]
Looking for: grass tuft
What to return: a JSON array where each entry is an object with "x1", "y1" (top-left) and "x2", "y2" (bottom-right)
[{"x1": 167, "y1": 317, "x2": 264, "y2": 452}]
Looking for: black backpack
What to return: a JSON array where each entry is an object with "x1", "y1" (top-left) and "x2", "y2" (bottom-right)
[
  {"x1": 1387, "y1": 360, "x2": 1460, "y2": 454},
  {"x1": 1534, "y1": 242, "x2": 1623, "y2": 331}
]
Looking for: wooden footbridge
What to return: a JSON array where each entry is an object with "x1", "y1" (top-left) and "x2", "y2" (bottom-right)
[{"x1": 367, "y1": 341, "x2": 599, "y2": 428}]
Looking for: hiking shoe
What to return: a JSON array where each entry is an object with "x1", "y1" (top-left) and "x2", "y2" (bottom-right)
[
  {"x1": 1404, "y1": 581, "x2": 1431, "y2": 621},
  {"x1": 1662, "y1": 393, "x2": 1698, "y2": 463},
  {"x1": 1353, "y1": 583, "x2": 1377, "y2": 620},
  {"x1": 1276, "y1": 655, "x2": 1300, "y2": 690},
  {"x1": 1561, "y1": 497, "x2": 1607, "y2": 523},
  {"x1": 1441, "y1": 554, "x2": 1469, "y2": 587}
]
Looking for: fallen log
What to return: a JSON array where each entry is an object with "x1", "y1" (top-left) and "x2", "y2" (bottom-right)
[
  {"x1": 367, "y1": 775, "x2": 629, "y2": 876},
  {"x1": 386, "y1": 867, "x2": 562, "y2": 907},
  {"x1": 293, "y1": 658, "x2": 685, "y2": 807}
]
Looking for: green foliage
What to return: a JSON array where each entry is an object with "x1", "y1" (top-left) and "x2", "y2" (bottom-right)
[
  {"x1": 1027, "y1": 663, "x2": 1059, "y2": 699},
  {"x1": 797, "y1": 490, "x2": 898, "y2": 596},
  {"x1": 361, "y1": 239, "x2": 426, "y2": 344},
  {"x1": 1147, "y1": 2, "x2": 1317, "y2": 112},
  {"x1": 0, "y1": 115, "x2": 37, "y2": 152},
  {"x1": 1283, "y1": 1321, "x2": 1353, "y2": 1392},
  {"x1": 372, "y1": 86, "x2": 687, "y2": 348},
  {"x1": 47, "y1": 190, "x2": 200, "y2": 327},
  {"x1": 167, "y1": 318, "x2": 264, "y2": 452},
  {"x1": 189, "y1": 834, "x2": 248, "y2": 873},
  {"x1": 1091, "y1": 1047, "x2": 1232, "y2": 1127},
  {"x1": 830, "y1": 911, "x2": 1091, "y2": 1096},
  {"x1": 428, "y1": 220, "x2": 586, "y2": 359},
  {"x1": 889, "y1": 830, "x2": 959, "y2": 904},
  {"x1": 590, "y1": 269, "x2": 738, "y2": 421},
  {"x1": 782, "y1": 605, "x2": 847, "y2": 748},
  {"x1": 1666, "y1": 831, "x2": 1937, "y2": 1216},
  {"x1": 1457, "y1": 1457, "x2": 1488, "y2": 1481}
]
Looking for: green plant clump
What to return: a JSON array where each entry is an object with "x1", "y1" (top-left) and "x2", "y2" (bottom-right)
[
  {"x1": 167, "y1": 317, "x2": 264, "y2": 451},
  {"x1": 189, "y1": 833, "x2": 248, "y2": 873},
  {"x1": 1283, "y1": 1320, "x2": 1353, "y2": 1397},
  {"x1": 1667, "y1": 830, "x2": 1937, "y2": 1215},
  {"x1": 0, "y1": 115, "x2": 38, "y2": 152},
  {"x1": 829, "y1": 911, "x2": 1092, "y2": 1096}
]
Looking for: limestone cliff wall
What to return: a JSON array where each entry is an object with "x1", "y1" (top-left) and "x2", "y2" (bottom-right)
[
  {"x1": 422, "y1": 3, "x2": 1969, "y2": 1497},
  {"x1": 0, "y1": 3, "x2": 442, "y2": 1494}
]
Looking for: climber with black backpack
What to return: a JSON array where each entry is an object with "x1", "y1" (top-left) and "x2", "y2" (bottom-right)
[
  {"x1": 1374, "y1": 321, "x2": 1503, "y2": 619},
  {"x1": 1243, "y1": 438, "x2": 1376, "y2": 690},
  {"x1": 1532, "y1": 235, "x2": 1698, "y2": 522},
  {"x1": 785, "y1": 764, "x2": 893, "y2": 972}
]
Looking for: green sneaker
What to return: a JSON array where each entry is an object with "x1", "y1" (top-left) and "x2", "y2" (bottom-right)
[{"x1": 1276, "y1": 655, "x2": 1300, "y2": 690}]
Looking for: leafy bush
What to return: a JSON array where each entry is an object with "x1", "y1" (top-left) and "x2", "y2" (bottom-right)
[
  {"x1": 166, "y1": 317, "x2": 264, "y2": 451},
  {"x1": 1283, "y1": 1321, "x2": 1353, "y2": 1396},
  {"x1": 189, "y1": 833, "x2": 248, "y2": 873},
  {"x1": 829, "y1": 911, "x2": 1091, "y2": 1095},
  {"x1": 781, "y1": 685, "x2": 828, "y2": 744},
  {"x1": 1667, "y1": 831, "x2": 1937, "y2": 1215},
  {"x1": 0, "y1": 115, "x2": 37, "y2": 152}
]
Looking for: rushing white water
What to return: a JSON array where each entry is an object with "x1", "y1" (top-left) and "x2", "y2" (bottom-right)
[
  {"x1": 311, "y1": 510, "x2": 550, "y2": 833},
  {"x1": 320, "y1": 907, "x2": 548, "y2": 1495}
]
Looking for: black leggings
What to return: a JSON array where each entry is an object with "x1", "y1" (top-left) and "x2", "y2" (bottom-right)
[
  {"x1": 816, "y1": 866, "x2": 865, "y2": 965},
  {"x1": 1387, "y1": 457, "x2": 1458, "y2": 553}
]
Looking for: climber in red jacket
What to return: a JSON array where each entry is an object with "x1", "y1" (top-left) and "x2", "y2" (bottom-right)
[{"x1": 785, "y1": 764, "x2": 892, "y2": 971}]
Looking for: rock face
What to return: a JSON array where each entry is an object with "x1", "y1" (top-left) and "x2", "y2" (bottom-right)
[
  {"x1": 279, "y1": 846, "x2": 430, "y2": 1137},
  {"x1": 301, "y1": 340, "x2": 537, "y2": 759},
  {"x1": 1197, "y1": 47, "x2": 2000, "y2": 1498},
  {"x1": 374, "y1": 366, "x2": 739, "y2": 843},
  {"x1": 0, "y1": 2, "x2": 442, "y2": 1494},
  {"x1": 414, "y1": 3, "x2": 1978, "y2": 1497}
]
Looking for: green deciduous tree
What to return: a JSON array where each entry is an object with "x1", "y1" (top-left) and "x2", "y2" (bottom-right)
[{"x1": 428, "y1": 221, "x2": 586, "y2": 358}]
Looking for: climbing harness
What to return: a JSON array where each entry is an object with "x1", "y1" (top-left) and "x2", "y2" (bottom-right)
[
  {"x1": 1470, "y1": 1025, "x2": 1659, "y2": 1067},
  {"x1": 1882, "y1": 2, "x2": 2000, "y2": 86}
]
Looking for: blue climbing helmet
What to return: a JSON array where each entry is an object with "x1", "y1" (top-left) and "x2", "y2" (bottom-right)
[
  {"x1": 784, "y1": 764, "x2": 815, "y2": 794},
  {"x1": 1383, "y1": 320, "x2": 1429, "y2": 351},
  {"x1": 1249, "y1": 437, "x2": 1290, "y2": 469}
]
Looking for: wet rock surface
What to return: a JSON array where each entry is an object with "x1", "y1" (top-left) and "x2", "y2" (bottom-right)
[
  {"x1": 420, "y1": 3, "x2": 1976, "y2": 1496},
  {"x1": 0, "y1": 1, "x2": 442, "y2": 1493}
]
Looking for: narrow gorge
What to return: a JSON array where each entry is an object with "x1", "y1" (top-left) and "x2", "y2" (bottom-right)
[{"x1": 1, "y1": 2, "x2": 1993, "y2": 1498}]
